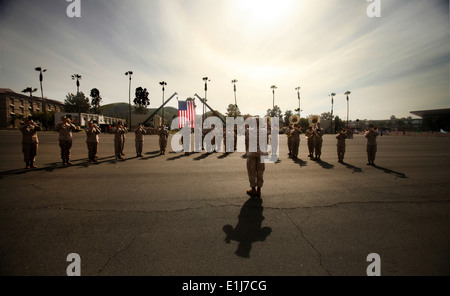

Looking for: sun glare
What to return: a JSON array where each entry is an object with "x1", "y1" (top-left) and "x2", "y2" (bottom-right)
[{"x1": 237, "y1": 0, "x2": 295, "y2": 26}]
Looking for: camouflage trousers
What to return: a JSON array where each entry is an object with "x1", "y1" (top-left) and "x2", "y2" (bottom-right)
[
  {"x1": 314, "y1": 140, "x2": 323, "y2": 157},
  {"x1": 337, "y1": 145, "x2": 346, "y2": 162},
  {"x1": 114, "y1": 140, "x2": 123, "y2": 156},
  {"x1": 291, "y1": 139, "x2": 300, "y2": 157},
  {"x1": 367, "y1": 144, "x2": 377, "y2": 163},
  {"x1": 307, "y1": 140, "x2": 314, "y2": 155},
  {"x1": 22, "y1": 142, "x2": 38, "y2": 163},
  {"x1": 135, "y1": 140, "x2": 143, "y2": 155},
  {"x1": 59, "y1": 140, "x2": 72, "y2": 162},
  {"x1": 246, "y1": 155, "x2": 265, "y2": 188},
  {"x1": 159, "y1": 139, "x2": 167, "y2": 152},
  {"x1": 87, "y1": 142, "x2": 98, "y2": 161}
]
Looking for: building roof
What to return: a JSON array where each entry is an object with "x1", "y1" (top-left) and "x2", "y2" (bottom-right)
[
  {"x1": 0, "y1": 88, "x2": 64, "y2": 105},
  {"x1": 410, "y1": 108, "x2": 450, "y2": 118}
]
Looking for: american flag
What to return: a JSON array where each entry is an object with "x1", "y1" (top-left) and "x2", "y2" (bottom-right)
[{"x1": 178, "y1": 100, "x2": 196, "y2": 128}]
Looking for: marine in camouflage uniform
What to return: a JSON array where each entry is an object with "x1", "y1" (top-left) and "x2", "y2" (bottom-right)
[
  {"x1": 246, "y1": 118, "x2": 270, "y2": 199},
  {"x1": 120, "y1": 125, "x2": 128, "y2": 156},
  {"x1": 20, "y1": 118, "x2": 42, "y2": 169},
  {"x1": 336, "y1": 129, "x2": 348, "y2": 163},
  {"x1": 157, "y1": 125, "x2": 169, "y2": 155},
  {"x1": 286, "y1": 124, "x2": 294, "y2": 157},
  {"x1": 305, "y1": 125, "x2": 315, "y2": 158},
  {"x1": 365, "y1": 125, "x2": 379, "y2": 166},
  {"x1": 135, "y1": 123, "x2": 147, "y2": 157},
  {"x1": 290, "y1": 125, "x2": 301, "y2": 159},
  {"x1": 313, "y1": 123, "x2": 324, "y2": 161},
  {"x1": 86, "y1": 121, "x2": 101, "y2": 162},
  {"x1": 56, "y1": 116, "x2": 77, "y2": 165},
  {"x1": 110, "y1": 123, "x2": 127, "y2": 159}
]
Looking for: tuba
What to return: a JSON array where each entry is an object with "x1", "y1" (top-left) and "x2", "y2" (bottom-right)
[
  {"x1": 308, "y1": 115, "x2": 320, "y2": 129},
  {"x1": 289, "y1": 114, "x2": 300, "y2": 126}
]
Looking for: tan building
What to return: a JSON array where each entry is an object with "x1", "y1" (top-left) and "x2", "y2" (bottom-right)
[{"x1": 0, "y1": 88, "x2": 65, "y2": 129}]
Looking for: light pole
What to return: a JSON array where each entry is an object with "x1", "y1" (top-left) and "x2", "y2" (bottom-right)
[
  {"x1": 271, "y1": 85, "x2": 277, "y2": 112},
  {"x1": 71, "y1": 74, "x2": 82, "y2": 126},
  {"x1": 295, "y1": 86, "x2": 301, "y2": 117},
  {"x1": 203, "y1": 77, "x2": 210, "y2": 123},
  {"x1": 71, "y1": 74, "x2": 82, "y2": 94},
  {"x1": 35, "y1": 67, "x2": 47, "y2": 128},
  {"x1": 329, "y1": 92, "x2": 336, "y2": 133},
  {"x1": 232, "y1": 79, "x2": 238, "y2": 107},
  {"x1": 160, "y1": 81, "x2": 167, "y2": 127},
  {"x1": 345, "y1": 91, "x2": 351, "y2": 128},
  {"x1": 125, "y1": 71, "x2": 133, "y2": 128}
]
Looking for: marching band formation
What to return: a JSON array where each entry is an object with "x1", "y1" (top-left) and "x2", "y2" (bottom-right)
[{"x1": 19, "y1": 115, "x2": 379, "y2": 199}]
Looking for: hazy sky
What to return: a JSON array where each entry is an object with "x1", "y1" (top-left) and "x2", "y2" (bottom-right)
[{"x1": 1, "y1": 0, "x2": 449, "y2": 120}]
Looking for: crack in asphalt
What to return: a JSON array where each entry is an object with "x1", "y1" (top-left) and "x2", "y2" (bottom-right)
[
  {"x1": 97, "y1": 232, "x2": 145, "y2": 275},
  {"x1": 284, "y1": 212, "x2": 331, "y2": 276},
  {"x1": 2, "y1": 199, "x2": 449, "y2": 214}
]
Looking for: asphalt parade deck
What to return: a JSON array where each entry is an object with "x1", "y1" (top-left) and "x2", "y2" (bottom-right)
[{"x1": 0, "y1": 130, "x2": 449, "y2": 276}]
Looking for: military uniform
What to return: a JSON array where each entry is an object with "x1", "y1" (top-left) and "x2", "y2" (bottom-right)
[
  {"x1": 157, "y1": 126, "x2": 169, "y2": 155},
  {"x1": 305, "y1": 126, "x2": 315, "y2": 158},
  {"x1": 246, "y1": 119, "x2": 270, "y2": 198},
  {"x1": 290, "y1": 126, "x2": 301, "y2": 159},
  {"x1": 135, "y1": 124, "x2": 147, "y2": 157},
  {"x1": 110, "y1": 124, "x2": 127, "y2": 159},
  {"x1": 120, "y1": 126, "x2": 128, "y2": 155},
  {"x1": 365, "y1": 128, "x2": 379, "y2": 165},
  {"x1": 286, "y1": 125, "x2": 294, "y2": 157},
  {"x1": 86, "y1": 122, "x2": 101, "y2": 162},
  {"x1": 56, "y1": 117, "x2": 77, "y2": 165},
  {"x1": 313, "y1": 124, "x2": 324, "y2": 161},
  {"x1": 336, "y1": 130, "x2": 348, "y2": 163},
  {"x1": 20, "y1": 119, "x2": 42, "y2": 168}
]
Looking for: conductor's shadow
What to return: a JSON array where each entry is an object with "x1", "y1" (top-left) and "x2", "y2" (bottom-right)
[
  {"x1": 373, "y1": 165, "x2": 407, "y2": 179},
  {"x1": 223, "y1": 197, "x2": 272, "y2": 258}
]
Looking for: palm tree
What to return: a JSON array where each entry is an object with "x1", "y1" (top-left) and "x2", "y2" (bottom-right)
[
  {"x1": 90, "y1": 88, "x2": 102, "y2": 114},
  {"x1": 71, "y1": 74, "x2": 82, "y2": 94},
  {"x1": 22, "y1": 87, "x2": 38, "y2": 98}
]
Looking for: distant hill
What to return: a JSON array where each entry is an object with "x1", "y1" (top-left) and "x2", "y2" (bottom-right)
[{"x1": 99, "y1": 103, "x2": 178, "y2": 120}]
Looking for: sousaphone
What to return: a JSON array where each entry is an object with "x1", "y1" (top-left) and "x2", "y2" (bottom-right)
[
  {"x1": 308, "y1": 115, "x2": 320, "y2": 127},
  {"x1": 289, "y1": 114, "x2": 300, "y2": 126}
]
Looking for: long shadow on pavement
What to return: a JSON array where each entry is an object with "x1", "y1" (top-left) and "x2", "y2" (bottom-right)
[
  {"x1": 372, "y1": 164, "x2": 408, "y2": 179},
  {"x1": 340, "y1": 161, "x2": 363, "y2": 173},
  {"x1": 223, "y1": 197, "x2": 272, "y2": 258},
  {"x1": 315, "y1": 159, "x2": 335, "y2": 170},
  {"x1": 0, "y1": 155, "x2": 119, "y2": 178},
  {"x1": 293, "y1": 157, "x2": 308, "y2": 167}
]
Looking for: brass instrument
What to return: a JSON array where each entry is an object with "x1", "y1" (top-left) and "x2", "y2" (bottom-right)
[
  {"x1": 308, "y1": 115, "x2": 320, "y2": 127},
  {"x1": 289, "y1": 114, "x2": 300, "y2": 126}
]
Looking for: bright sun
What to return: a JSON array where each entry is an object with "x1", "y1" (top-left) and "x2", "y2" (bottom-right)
[{"x1": 237, "y1": 0, "x2": 295, "y2": 26}]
